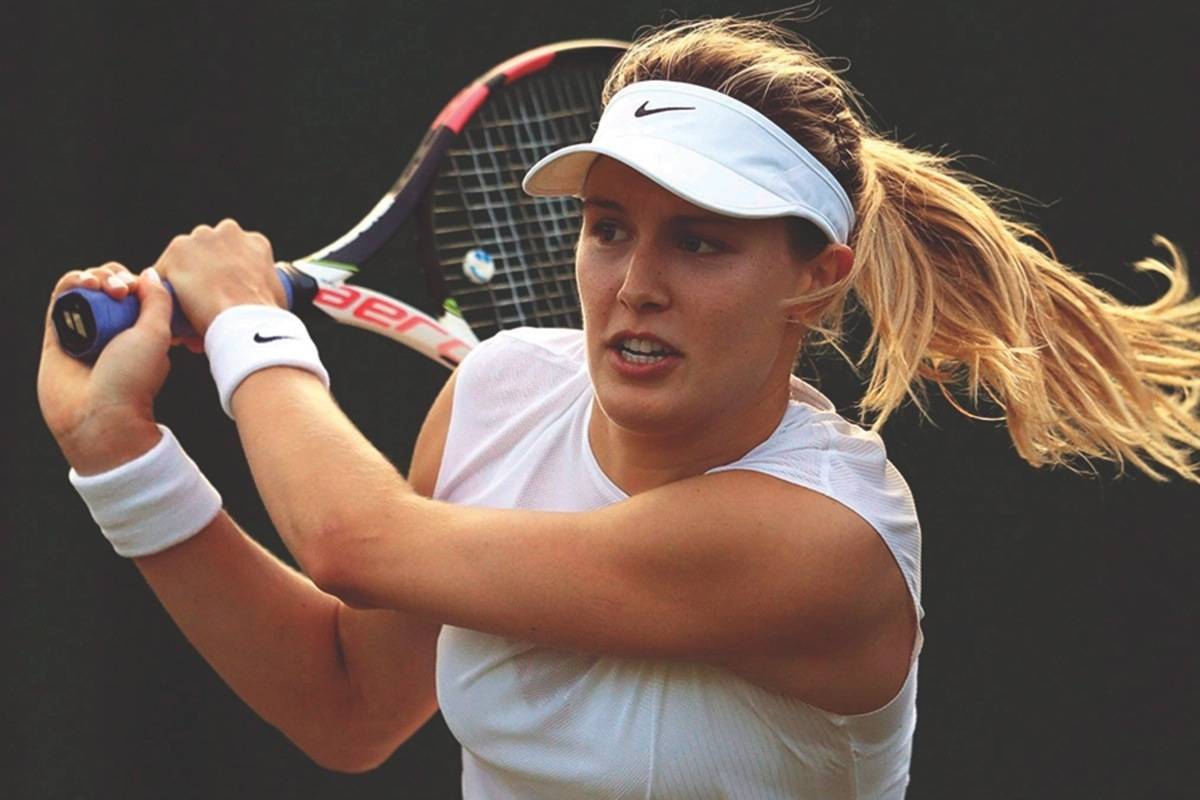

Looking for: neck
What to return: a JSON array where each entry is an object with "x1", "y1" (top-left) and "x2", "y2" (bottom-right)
[{"x1": 587, "y1": 379, "x2": 792, "y2": 495}]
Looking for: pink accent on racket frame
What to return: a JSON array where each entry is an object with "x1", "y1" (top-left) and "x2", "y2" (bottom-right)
[
  {"x1": 314, "y1": 285, "x2": 472, "y2": 366},
  {"x1": 433, "y1": 84, "x2": 491, "y2": 134}
]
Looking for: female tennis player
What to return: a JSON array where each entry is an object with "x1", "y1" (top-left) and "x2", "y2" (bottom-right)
[{"x1": 38, "y1": 18, "x2": 1200, "y2": 799}]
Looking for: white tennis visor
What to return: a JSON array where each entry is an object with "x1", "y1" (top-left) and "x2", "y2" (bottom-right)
[{"x1": 522, "y1": 80, "x2": 856, "y2": 244}]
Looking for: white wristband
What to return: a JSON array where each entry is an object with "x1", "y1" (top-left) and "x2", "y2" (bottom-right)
[
  {"x1": 204, "y1": 305, "x2": 330, "y2": 418},
  {"x1": 68, "y1": 425, "x2": 223, "y2": 558}
]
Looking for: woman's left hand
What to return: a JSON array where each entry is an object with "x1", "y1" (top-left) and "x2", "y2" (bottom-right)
[
  {"x1": 39, "y1": 264, "x2": 171, "y2": 474},
  {"x1": 153, "y1": 218, "x2": 286, "y2": 337}
]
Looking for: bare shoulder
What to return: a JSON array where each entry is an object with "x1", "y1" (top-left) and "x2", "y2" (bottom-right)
[
  {"x1": 693, "y1": 472, "x2": 919, "y2": 715},
  {"x1": 589, "y1": 470, "x2": 910, "y2": 658}
]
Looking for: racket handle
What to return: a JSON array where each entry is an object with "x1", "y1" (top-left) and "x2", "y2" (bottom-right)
[{"x1": 52, "y1": 265, "x2": 319, "y2": 360}]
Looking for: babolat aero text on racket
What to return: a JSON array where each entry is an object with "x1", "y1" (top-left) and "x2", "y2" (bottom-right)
[{"x1": 52, "y1": 40, "x2": 627, "y2": 366}]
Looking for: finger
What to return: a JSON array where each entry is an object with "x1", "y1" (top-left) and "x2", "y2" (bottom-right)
[
  {"x1": 87, "y1": 260, "x2": 134, "y2": 278},
  {"x1": 105, "y1": 261, "x2": 137, "y2": 288},
  {"x1": 69, "y1": 268, "x2": 103, "y2": 292},
  {"x1": 57, "y1": 262, "x2": 135, "y2": 299},
  {"x1": 86, "y1": 261, "x2": 137, "y2": 300},
  {"x1": 50, "y1": 269, "x2": 92, "y2": 296},
  {"x1": 131, "y1": 267, "x2": 173, "y2": 340}
]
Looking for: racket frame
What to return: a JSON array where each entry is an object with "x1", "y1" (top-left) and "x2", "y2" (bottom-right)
[{"x1": 293, "y1": 39, "x2": 627, "y2": 368}]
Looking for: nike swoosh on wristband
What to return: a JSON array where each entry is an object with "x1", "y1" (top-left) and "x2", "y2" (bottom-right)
[
  {"x1": 634, "y1": 101, "x2": 695, "y2": 117},
  {"x1": 253, "y1": 332, "x2": 296, "y2": 343}
]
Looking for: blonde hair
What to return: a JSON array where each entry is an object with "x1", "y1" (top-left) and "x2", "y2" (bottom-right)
[{"x1": 604, "y1": 16, "x2": 1200, "y2": 483}]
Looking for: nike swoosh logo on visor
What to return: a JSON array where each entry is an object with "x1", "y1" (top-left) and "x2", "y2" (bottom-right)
[
  {"x1": 634, "y1": 101, "x2": 696, "y2": 118},
  {"x1": 253, "y1": 332, "x2": 295, "y2": 343}
]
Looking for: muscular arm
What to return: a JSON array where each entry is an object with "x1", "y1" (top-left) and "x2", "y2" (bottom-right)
[
  {"x1": 128, "y1": 374, "x2": 455, "y2": 772},
  {"x1": 234, "y1": 367, "x2": 906, "y2": 665}
]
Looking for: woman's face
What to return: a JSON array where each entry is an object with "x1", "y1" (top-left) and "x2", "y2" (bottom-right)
[{"x1": 577, "y1": 157, "x2": 829, "y2": 437}]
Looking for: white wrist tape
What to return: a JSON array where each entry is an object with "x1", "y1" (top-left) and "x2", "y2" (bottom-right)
[
  {"x1": 68, "y1": 425, "x2": 223, "y2": 558},
  {"x1": 204, "y1": 305, "x2": 330, "y2": 418}
]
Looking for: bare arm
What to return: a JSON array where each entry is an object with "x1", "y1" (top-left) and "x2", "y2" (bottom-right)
[
  {"x1": 233, "y1": 367, "x2": 905, "y2": 666},
  {"x1": 128, "y1": 373, "x2": 456, "y2": 772},
  {"x1": 131, "y1": 513, "x2": 378, "y2": 771},
  {"x1": 129, "y1": 510, "x2": 441, "y2": 773},
  {"x1": 38, "y1": 256, "x2": 448, "y2": 774}
]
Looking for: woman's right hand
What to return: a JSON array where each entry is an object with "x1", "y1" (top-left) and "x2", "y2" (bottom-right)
[{"x1": 38, "y1": 263, "x2": 173, "y2": 474}]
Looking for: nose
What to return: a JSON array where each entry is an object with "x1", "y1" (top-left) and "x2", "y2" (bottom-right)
[{"x1": 616, "y1": 242, "x2": 670, "y2": 313}]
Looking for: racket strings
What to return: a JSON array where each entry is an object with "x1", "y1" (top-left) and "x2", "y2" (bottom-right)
[{"x1": 430, "y1": 61, "x2": 609, "y2": 338}]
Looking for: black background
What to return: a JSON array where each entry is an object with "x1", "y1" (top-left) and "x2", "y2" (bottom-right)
[{"x1": 5, "y1": 1, "x2": 1198, "y2": 798}]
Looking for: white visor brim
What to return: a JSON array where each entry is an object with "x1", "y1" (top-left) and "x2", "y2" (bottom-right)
[
  {"x1": 523, "y1": 137, "x2": 845, "y2": 245},
  {"x1": 520, "y1": 80, "x2": 856, "y2": 244}
]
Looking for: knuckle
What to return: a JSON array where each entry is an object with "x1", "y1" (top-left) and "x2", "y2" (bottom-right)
[
  {"x1": 216, "y1": 218, "x2": 240, "y2": 231},
  {"x1": 54, "y1": 270, "x2": 84, "y2": 290}
]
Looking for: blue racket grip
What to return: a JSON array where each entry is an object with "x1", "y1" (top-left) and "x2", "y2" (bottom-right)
[{"x1": 52, "y1": 266, "x2": 319, "y2": 360}]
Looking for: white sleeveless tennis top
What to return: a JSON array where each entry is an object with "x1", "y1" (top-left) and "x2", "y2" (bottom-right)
[{"x1": 433, "y1": 328, "x2": 925, "y2": 799}]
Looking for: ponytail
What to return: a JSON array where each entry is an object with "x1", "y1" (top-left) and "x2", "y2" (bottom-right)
[{"x1": 833, "y1": 136, "x2": 1200, "y2": 483}]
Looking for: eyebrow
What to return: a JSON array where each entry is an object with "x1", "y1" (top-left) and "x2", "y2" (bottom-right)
[
  {"x1": 581, "y1": 197, "x2": 624, "y2": 213},
  {"x1": 581, "y1": 196, "x2": 738, "y2": 227}
]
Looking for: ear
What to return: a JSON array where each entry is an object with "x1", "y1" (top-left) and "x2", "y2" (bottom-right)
[
  {"x1": 807, "y1": 243, "x2": 854, "y2": 292},
  {"x1": 782, "y1": 243, "x2": 853, "y2": 326}
]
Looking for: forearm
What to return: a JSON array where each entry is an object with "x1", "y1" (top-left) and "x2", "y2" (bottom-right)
[
  {"x1": 132, "y1": 509, "x2": 361, "y2": 767},
  {"x1": 230, "y1": 367, "x2": 420, "y2": 576}
]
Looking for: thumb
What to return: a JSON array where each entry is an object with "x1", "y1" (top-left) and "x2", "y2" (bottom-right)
[{"x1": 132, "y1": 267, "x2": 174, "y2": 339}]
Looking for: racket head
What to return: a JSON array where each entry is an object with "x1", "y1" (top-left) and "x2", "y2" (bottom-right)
[{"x1": 419, "y1": 42, "x2": 623, "y2": 342}]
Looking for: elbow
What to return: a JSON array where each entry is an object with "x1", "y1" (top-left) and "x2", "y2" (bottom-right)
[
  {"x1": 285, "y1": 686, "x2": 405, "y2": 775},
  {"x1": 304, "y1": 734, "x2": 396, "y2": 774},
  {"x1": 300, "y1": 493, "x2": 429, "y2": 608},
  {"x1": 304, "y1": 547, "x2": 366, "y2": 608},
  {"x1": 291, "y1": 515, "x2": 344, "y2": 592},
  {"x1": 307, "y1": 742, "x2": 395, "y2": 774},
  {"x1": 299, "y1": 522, "x2": 382, "y2": 609}
]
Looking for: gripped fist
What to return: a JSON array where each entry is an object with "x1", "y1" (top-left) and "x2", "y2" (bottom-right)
[
  {"x1": 154, "y1": 218, "x2": 285, "y2": 337},
  {"x1": 39, "y1": 263, "x2": 170, "y2": 474}
]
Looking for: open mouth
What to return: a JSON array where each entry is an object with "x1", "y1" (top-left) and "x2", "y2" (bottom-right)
[{"x1": 609, "y1": 333, "x2": 681, "y2": 366}]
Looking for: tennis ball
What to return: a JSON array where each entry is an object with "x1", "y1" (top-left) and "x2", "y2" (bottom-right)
[{"x1": 462, "y1": 248, "x2": 495, "y2": 284}]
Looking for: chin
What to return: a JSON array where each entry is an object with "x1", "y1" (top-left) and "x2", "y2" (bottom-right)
[{"x1": 591, "y1": 376, "x2": 693, "y2": 434}]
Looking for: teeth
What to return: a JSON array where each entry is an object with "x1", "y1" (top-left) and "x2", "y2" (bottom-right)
[
  {"x1": 620, "y1": 350, "x2": 667, "y2": 365},
  {"x1": 620, "y1": 337, "x2": 671, "y2": 355}
]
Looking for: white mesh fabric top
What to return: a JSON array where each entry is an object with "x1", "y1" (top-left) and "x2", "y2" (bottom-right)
[{"x1": 433, "y1": 327, "x2": 925, "y2": 799}]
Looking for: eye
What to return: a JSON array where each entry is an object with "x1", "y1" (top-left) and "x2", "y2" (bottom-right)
[
  {"x1": 591, "y1": 220, "x2": 629, "y2": 243},
  {"x1": 679, "y1": 234, "x2": 719, "y2": 255}
]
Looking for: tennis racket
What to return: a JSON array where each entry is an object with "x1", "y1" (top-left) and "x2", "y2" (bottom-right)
[{"x1": 52, "y1": 39, "x2": 627, "y2": 366}]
